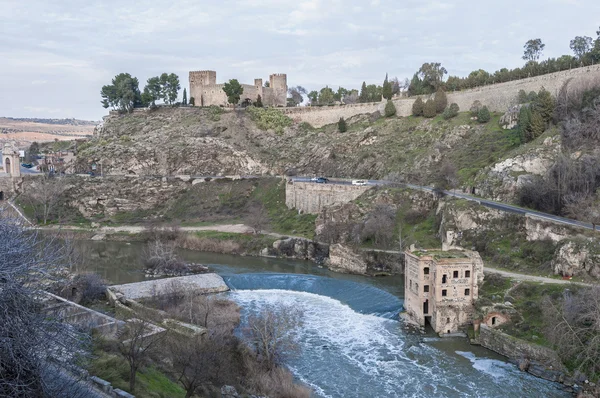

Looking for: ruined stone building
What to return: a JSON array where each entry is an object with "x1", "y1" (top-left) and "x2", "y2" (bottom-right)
[
  {"x1": 188, "y1": 70, "x2": 287, "y2": 107},
  {"x1": 404, "y1": 249, "x2": 484, "y2": 335}
]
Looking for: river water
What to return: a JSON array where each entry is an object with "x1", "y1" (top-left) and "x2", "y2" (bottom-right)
[{"x1": 79, "y1": 241, "x2": 570, "y2": 398}]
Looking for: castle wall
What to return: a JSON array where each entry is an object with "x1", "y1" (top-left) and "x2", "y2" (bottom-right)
[
  {"x1": 189, "y1": 70, "x2": 287, "y2": 107},
  {"x1": 275, "y1": 64, "x2": 600, "y2": 128},
  {"x1": 285, "y1": 180, "x2": 370, "y2": 214}
]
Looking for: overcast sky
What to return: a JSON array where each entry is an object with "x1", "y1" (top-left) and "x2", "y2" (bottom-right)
[{"x1": 1, "y1": 0, "x2": 598, "y2": 121}]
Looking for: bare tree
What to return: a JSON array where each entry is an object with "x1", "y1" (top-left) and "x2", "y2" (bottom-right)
[
  {"x1": 168, "y1": 332, "x2": 239, "y2": 398},
  {"x1": 142, "y1": 239, "x2": 185, "y2": 275},
  {"x1": 543, "y1": 286, "x2": 600, "y2": 377},
  {"x1": 360, "y1": 204, "x2": 397, "y2": 248},
  {"x1": 0, "y1": 215, "x2": 90, "y2": 397},
  {"x1": 118, "y1": 319, "x2": 165, "y2": 393},
  {"x1": 245, "y1": 304, "x2": 304, "y2": 371},
  {"x1": 22, "y1": 174, "x2": 68, "y2": 224}
]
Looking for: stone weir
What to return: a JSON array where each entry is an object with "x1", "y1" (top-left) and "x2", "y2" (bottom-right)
[{"x1": 110, "y1": 273, "x2": 229, "y2": 300}]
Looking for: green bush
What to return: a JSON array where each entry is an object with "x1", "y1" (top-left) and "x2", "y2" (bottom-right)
[
  {"x1": 470, "y1": 100, "x2": 482, "y2": 117},
  {"x1": 442, "y1": 103, "x2": 460, "y2": 119},
  {"x1": 423, "y1": 99, "x2": 437, "y2": 118},
  {"x1": 338, "y1": 117, "x2": 347, "y2": 132},
  {"x1": 412, "y1": 97, "x2": 424, "y2": 116},
  {"x1": 247, "y1": 106, "x2": 292, "y2": 134},
  {"x1": 384, "y1": 100, "x2": 396, "y2": 117},
  {"x1": 477, "y1": 106, "x2": 491, "y2": 123},
  {"x1": 434, "y1": 89, "x2": 448, "y2": 114},
  {"x1": 208, "y1": 105, "x2": 223, "y2": 121}
]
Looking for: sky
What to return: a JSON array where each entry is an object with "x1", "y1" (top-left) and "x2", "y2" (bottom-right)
[{"x1": 1, "y1": 0, "x2": 599, "y2": 121}]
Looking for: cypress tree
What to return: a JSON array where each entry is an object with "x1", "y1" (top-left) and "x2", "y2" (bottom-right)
[
  {"x1": 182, "y1": 88, "x2": 187, "y2": 105},
  {"x1": 384, "y1": 100, "x2": 396, "y2": 117},
  {"x1": 359, "y1": 82, "x2": 368, "y2": 103},
  {"x1": 412, "y1": 97, "x2": 425, "y2": 116},
  {"x1": 382, "y1": 73, "x2": 393, "y2": 100},
  {"x1": 338, "y1": 117, "x2": 347, "y2": 132},
  {"x1": 433, "y1": 89, "x2": 447, "y2": 114},
  {"x1": 423, "y1": 99, "x2": 437, "y2": 118}
]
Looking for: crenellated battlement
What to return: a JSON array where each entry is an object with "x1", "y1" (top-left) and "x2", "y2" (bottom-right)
[{"x1": 189, "y1": 69, "x2": 287, "y2": 107}]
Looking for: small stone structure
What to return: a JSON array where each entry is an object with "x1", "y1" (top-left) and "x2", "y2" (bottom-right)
[
  {"x1": 285, "y1": 180, "x2": 370, "y2": 214},
  {"x1": 403, "y1": 249, "x2": 484, "y2": 335},
  {"x1": 110, "y1": 273, "x2": 229, "y2": 300},
  {"x1": 2, "y1": 142, "x2": 21, "y2": 177},
  {"x1": 189, "y1": 70, "x2": 287, "y2": 107}
]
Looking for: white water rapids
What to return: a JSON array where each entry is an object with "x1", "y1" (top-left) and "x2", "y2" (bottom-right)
[{"x1": 231, "y1": 289, "x2": 570, "y2": 398}]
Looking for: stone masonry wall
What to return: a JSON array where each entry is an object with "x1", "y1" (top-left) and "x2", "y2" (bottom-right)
[
  {"x1": 285, "y1": 181, "x2": 370, "y2": 214},
  {"x1": 277, "y1": 64, "x2": 600, "y2": 127}
]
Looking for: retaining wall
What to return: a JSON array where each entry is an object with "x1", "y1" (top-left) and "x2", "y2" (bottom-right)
[{"x1": 285, "y1": 181, "x2": 370, "y2": 214}]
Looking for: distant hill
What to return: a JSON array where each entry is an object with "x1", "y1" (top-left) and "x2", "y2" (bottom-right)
[{"x1": 0, "y1": 117, "x2": 98, "y2": 126}]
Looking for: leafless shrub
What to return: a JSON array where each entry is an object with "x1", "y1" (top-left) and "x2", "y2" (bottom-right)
[
  {"x1": 403, "y1": 209, "x2": 427, "y2": 225},
  {"x1": 176, "y1": 234, "x2": 242, "y2": 254},
  {"x1": 244, "y1": 304, "x2": 304, "y2": 371},
  {"x1": 168, "y1": 331, "x2": 243, "y2": 398},
  {"x1": 117, "y1": 318, "x2": 165, "y2": 393},
  {"x1": 543, "y1": 286, "x2": 600, "y2": 378},
  {"x1": 555, "y1": 74, "x2": 600, "y2": 122},
  {"x1": 142, "y1": 239, "x2": 186, "y2": 275},
  {"x1": 0, "y1": 216, "x2": 90, "y2": 397},
  {"x1": 244, "y1": 366, "x2": 311, "y2": 398},
  {"x1": 360, "y1": 204, "x2": 397, "y2": 248},
  {"x1": 21, "y1": 174, "x2": 69, "y2": 224}
]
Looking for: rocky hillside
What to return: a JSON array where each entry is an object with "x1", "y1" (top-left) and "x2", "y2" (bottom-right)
[{"x1": 76, "y1": 107, "x2": 520, "y2": 186}]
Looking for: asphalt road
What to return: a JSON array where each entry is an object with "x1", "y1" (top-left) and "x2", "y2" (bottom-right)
[{"x1": 291, "y1": 177, "x2": 600, "y2": 232}]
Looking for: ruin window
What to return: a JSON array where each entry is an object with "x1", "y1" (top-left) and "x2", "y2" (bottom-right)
[
  {"x1": 465, "y1": 289, "x2": 470, "y2": 296},
  {"x1": 465, "y1": 270, "x2": 471, "y2": 278},
  {"x1": 415, "y1": 283, "x2": 419, "y2": 291},
  {"x1": 453, "y1": 271, "x2": 459, "y2": 278},
  {"x1": 492, "y1": 317, "x2": 497, "y2": 326},
  {"x1": 424, "y1": 285, "x2": 429, "y2": 293},
  {"x1": 442, "y1": 289, "x2": 447, "y2": 297},
  {"x1": 424, "y1": 267, "x2": 430, "y2": 275},
  {"x1": 442, "y1": 274, "x2": 447, "y2": 284},
  {"x1": 446, "y1": 317, "x2": 450, "y2": 323},
  {"x1": 410, "y1": 280, "x2": 412, "y2": 289}
]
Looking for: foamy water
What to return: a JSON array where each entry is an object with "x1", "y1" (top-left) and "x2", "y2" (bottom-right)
[{"x1": 230, "y1": 289, "x2": 569, "y2": 398}]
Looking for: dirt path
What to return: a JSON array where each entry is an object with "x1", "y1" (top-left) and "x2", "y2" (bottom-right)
[{"x1": 484, "y1": 266, "x2": 595, "y2": 287}]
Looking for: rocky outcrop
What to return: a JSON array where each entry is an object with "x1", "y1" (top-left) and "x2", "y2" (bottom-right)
[
  {"x1": 552, "y1": 238, "x2": 600, "y2": 278},
  {"x1": 326, "y1": 244, "x2": 367, "y2": 274},
  {"x1": 474, "y1": 135, "x2": 560, "y2": 202},
  {"x1": 264, "y1": 237, "x2": 329, "y2": 263}
]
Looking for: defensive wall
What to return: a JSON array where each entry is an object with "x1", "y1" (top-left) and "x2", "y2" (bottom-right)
[
  {"x1": 189, "y1": 70, "x2": 287, "y2": 107},
  {"x1": 285, "y1": 180, "x2": 370, "y2": 214},
  {"x1": 278, "y1": 64, "x2": 600, "y2": 127}
]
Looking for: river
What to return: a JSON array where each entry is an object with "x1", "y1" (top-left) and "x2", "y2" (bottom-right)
[{"x1": 78, "y1": 240, "x2": 571, "y2": 398}]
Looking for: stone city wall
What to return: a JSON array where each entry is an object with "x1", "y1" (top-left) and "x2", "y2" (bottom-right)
[
  {"x1": 277, "y1": 64, "x2": 600, "y2": 127},
  {"x1": 285, "y1": 181, "x2": 370, "y2": 214}
]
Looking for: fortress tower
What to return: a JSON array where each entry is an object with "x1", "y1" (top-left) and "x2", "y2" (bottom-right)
[{"x1": 188, "y1": 70, "x2": 287, "y2": 107}]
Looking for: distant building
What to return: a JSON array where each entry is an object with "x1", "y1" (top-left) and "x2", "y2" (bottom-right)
[
  {"x1": 404, "y1": 249, "x2": 483, "y2": 335},
  {"x1": 188, "y1": 70, "x2": 287, "y2": 107}
]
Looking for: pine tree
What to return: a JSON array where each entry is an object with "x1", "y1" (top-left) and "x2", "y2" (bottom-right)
[
  {"x1": 359, "y1": 82, "x2": 368, "y2": 103},
  {"x1": 384, "y1": 100, "x2": 396, "y2": 117},
  {"x1": 433, "y1": 89, "x2": 447, "y2": 114},
  {"x1": 517, "y1": 105, "x2": 532, "y2": 143},
  {"x1": 182, "y1": 88, "x2": 187, "y2": 105},
  {"x1": 382, "y1": 73, "x2": 393, "y2": 100},
  {"x1": 529, "y1": 110, "x2": 545, "y2": 139},
  {"x1": 338, "y1": 117, "x2": 347, "y2": 133},
  {"x1": 412, "y1": 97, "x2": 424, "y2": 116},
  {"x1": 423, "y1": 99, "x2": 437, "y2": 118}
]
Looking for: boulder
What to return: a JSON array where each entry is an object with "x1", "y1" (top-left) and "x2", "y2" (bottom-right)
[{"x1": 326, "y1": 244, "x2": 367, "y2": 274}]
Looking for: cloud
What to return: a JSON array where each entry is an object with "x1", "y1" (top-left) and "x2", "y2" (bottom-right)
[{"x1": 1, "y1": 0, "x2": 599, "y2": 120}]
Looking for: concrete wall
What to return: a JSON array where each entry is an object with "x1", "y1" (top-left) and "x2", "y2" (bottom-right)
[
  {"x1": 276, "y1": 64, "x2": 600, "y2": 128},
  {"x1": 285, "y1": 181, "x2": 370, "y2": 214}
]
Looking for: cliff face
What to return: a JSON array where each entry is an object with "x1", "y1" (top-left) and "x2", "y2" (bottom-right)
[{"x1": 76, "y1": 107, "x2": 518, "y2": 186}]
